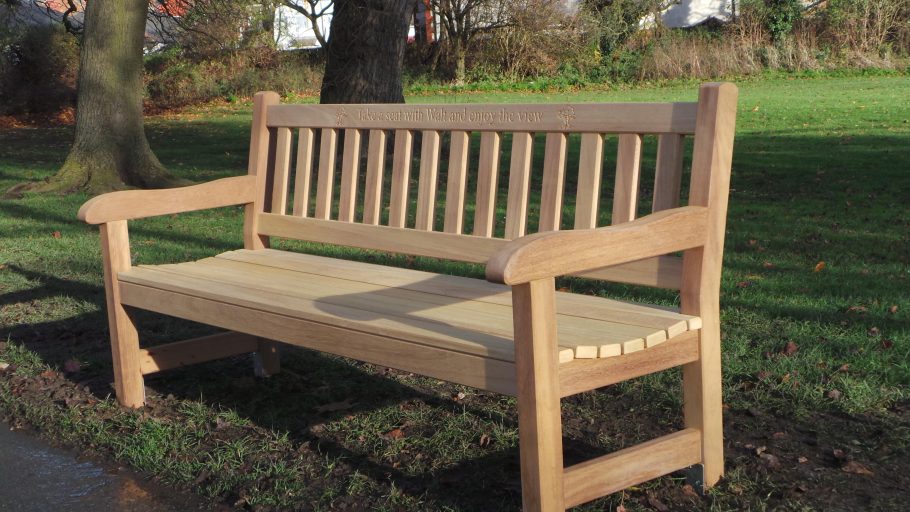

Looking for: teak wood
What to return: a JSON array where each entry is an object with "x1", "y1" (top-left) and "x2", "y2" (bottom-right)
[{"x1": 80, "y1": 83, "x2": 738, "y2": 511}]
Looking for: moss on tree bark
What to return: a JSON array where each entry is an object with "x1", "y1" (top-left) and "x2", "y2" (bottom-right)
[{"x1": 9, "y1": 0, "x2": 188, "y2": 196}]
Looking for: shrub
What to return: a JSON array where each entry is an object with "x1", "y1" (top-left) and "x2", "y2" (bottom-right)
[{"x1": 144, "y1": 49, "x2": 323, "y2": 109}]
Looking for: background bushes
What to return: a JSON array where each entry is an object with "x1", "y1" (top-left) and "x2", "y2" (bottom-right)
[
  {"x1": 0, "y1": 25, "x2": 79, "y2": 115},
  {"x1": 1, "y1": 0, "x2": 908, "y2": 117}
]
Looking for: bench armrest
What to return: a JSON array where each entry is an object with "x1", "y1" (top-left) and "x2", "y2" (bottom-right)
[
  {"x1": 77, "y1": 175, "x2": 257, "y2": 225},
  {"x1": 485, "y1": 206, "x2": 709, "y2": 285}
]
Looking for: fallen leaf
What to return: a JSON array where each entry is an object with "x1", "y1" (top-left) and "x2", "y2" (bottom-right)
[
  {"x1": 681, "y1": 484, "x2": 700, "y2": 498},
  {"x1": 782, "y1": 341, "x2": 798, "y2": 356},
  {"x1": 616, "y1": 505, "x2": 627, "y2": 512},
  {"x1": 647, "y1": 494, "x2": 670, "y2": 512},
  {"x1": 215, "y1": 417, "x2": 231, "y2": 431},
  {"x1": 798, "y1": 456, "x2": 809, "y2": 463},
  {"x1": 841, "y1": 461, "x2": 874, "y2": 475},
  {"x1": 759, "y1": 453, "x2": 781, "y2": 470},
  {"x1": 737, "y1": 281, "x2": 752, "y2": 288},
  {"x1": 771, "y1": 432, "x2": 788, "y2": 440},
  {"x1": 40, "y1": 370, "x2": 56, "y2": 379},
  {"x1": 795, "y1": 483, "x2": 809, "y2": 492},
  {"x1": 837, "y1": 364, "x2": 850, "y2": 372},
  {"x1": 762, "y1": 261, "x2": 775, "y2": 269},
  {"x1": 881, "y1": 339, "x2": 893, "y2": 350},
  {"x1": 755, "y1": 445, "x2": 767, "y2": 455},
  {"x1": 0, "y1": 362, "x2": 9, "y2": 371},
  {"x1": 826, "y1": 389, "x2": 842, "y2": 400},
  {"x1": 889, "y1": 305, "x2": 899, "y2": 314},
  {"x1": 385, "y1": 428, "x2": 405, "y2": 440},
  {"x1": 52, "y1": 231, "x2": 62, "y2": 239},
  {"x1": 813, "y1": 261, "x2": 826, "y2": 272},
  {"x1": 478, "y1": 434, "x2": 492, "y2": 447},
  {"x1": 868, "y1": 326, "x2": 880, "y2": 336},
  {"x1": 63, "y1": 359, "x2": 81, "y2": 373},
  {"x1": 847, "y1": 305, "x2": 868, "y2": 314},
  {"x1": 315, "y1": 399, "x2": 356, "y2": 413},
  {"x1": 832, "y1": 449, "x2": 847, "y2": 460},
  {"x1": 756, "y1": 370, "x2": 772, "y2": 381}
]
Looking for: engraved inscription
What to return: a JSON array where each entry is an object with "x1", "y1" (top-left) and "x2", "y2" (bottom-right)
[{"x1": 351, "y1": 106, "x2": 545, "y2": 126}]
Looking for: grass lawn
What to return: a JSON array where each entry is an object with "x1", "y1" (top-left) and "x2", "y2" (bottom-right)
[{"x1": 1, "y1": 75, "x2": 909, "y2": 511}]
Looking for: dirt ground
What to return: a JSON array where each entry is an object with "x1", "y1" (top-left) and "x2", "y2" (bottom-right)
[{"x1": 2, "y1": 343, "x2": 908, "y2": 511}]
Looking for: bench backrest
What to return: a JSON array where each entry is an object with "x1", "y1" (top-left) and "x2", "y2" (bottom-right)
[{"x1": 243, "y1": 84, "x2": 737, "y2": 290}]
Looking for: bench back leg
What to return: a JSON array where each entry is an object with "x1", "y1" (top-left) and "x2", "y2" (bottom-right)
[
  {"x1": 513, "y1": 278, "x2": 565, "y2": 512},
  {"x1": 100, "y1": 220, "x2": 145, "y2": 408},
  {"x1": 254, "y1": 338, "x2": 281, "y2": 377}
]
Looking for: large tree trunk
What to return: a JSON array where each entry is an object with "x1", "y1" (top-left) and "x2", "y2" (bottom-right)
[
  {"x1": 15, "y1": 0, "x2": 188, "y2": 195},
  {"x1": 320, "y1": 0, "x2": 412, "y2": 104}
]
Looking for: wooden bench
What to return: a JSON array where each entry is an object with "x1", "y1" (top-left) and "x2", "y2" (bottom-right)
[{"x1": 78, "y1": 83, "x2": 738, "y2": 511}]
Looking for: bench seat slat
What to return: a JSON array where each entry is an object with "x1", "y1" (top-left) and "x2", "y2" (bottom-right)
[
  {"x1": 145, "y1": 257, "x2": 665, "y2": 358},
  {"x1": 119, "y1": 281, "x2": 520, "y2": 395},
  {"x1": 119, "y1": 250, "x2": 698, "y2": 365},
  {"x1": 218, "y1": 249, "x2": 699, "y2": 334}
]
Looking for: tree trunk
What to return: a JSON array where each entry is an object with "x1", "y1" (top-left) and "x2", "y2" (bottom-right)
[
  {"x1": 320, "y1": 0, "x2": 412, "y2": 104},
  {"x1": 13, "y1": 0, "x2": 188, "y2": 195}
]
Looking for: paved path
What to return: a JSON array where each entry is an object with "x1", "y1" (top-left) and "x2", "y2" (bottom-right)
[{"x1": 0, "y1": 423, "x2": 206, "y2": 511}]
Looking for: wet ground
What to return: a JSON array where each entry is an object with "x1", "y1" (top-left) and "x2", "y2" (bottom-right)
[{"x1": 0, "y1": 422, "x2": 208, "y2": 511}]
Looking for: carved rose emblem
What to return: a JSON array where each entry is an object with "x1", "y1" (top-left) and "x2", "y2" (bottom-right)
[
  {"x1": 557, "y1": 106, "x2": 576, "y2": 129},
  {"x1": 335, "y1": 107, "x2": 349, "y2": 126}
]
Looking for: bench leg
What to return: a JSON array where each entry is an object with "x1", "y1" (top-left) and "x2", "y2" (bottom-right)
[
  {"x1": 254, "y1": 338, "x2": 281, "y2": 377},
  {"x1": 513, "y1": 279, "x2": 565, "y2": 512},
  {"x1": 682, "y1": 319, "x2": 724, "y2": 489},
  {"x1": 100, "y1": 221, "x2": 145, "y2": 408}
]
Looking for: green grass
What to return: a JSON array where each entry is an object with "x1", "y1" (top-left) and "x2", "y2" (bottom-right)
[{"x1": 1, "y1": 75, "x2": 909, "y2": 510}]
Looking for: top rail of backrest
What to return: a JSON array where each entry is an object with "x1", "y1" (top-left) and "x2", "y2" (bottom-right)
[{"x1": 265, "y1": 102, "x2": 699, "y2": 134}]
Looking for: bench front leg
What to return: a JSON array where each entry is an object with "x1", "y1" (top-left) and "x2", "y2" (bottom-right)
[
  {"x1": 100, "y1": 220, "x2": 145, "y2": 408},
  {"x1": 512, "y1": 278, "x2": 565, "y2": 512}
]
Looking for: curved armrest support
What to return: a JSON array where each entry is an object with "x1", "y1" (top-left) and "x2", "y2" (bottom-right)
[
  {"x1": 78, "y1": 175, "x2": 257, "y2": 225},
  {"x1": 486, "y1": 206, "x2": 709, "y2": 285}
]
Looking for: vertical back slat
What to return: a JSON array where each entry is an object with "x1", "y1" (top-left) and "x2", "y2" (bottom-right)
[
  {"x1": 505, "y1": 132, "x2": 533, "y2": 239},
  {"x1": 538, "y1": 133, "x2": 567, "y2": 232},
  {"x1": 314, "y1": 128, "x2": 338, "y2": 220},
  {"x1": 415, "y1": 130, "x2": 441, "y2": 231},
  {"x1": 574, "y1": 133, "x2": 604, "y2": 229},
  {"x1": 338, "y1": 129, "x2": 362, "y2": 222},
  {"x1": 473, "y1": 132, "x2": 501, "y2": 237},
  {"x1": 443, "y1": 130, "x2": 470, "y2": 234},
  {"x1": 653, "y1": 133, "x2": 685, "y2": 212},
  {"x1": 389, "y1": 130, "x2": 413, "y2": 228},
  {"x1": 612, "y1": 133, "x2": 643, "y2": 224},
  {"x1": 292, "y1": 128, "x2": 314, "y2": 217},
  {"x1": 362, "y1": 129, "x2": 387, "y2": 225},
  {"x1": 270, "y1": 127, "x2": 293, "y2": 215}
]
